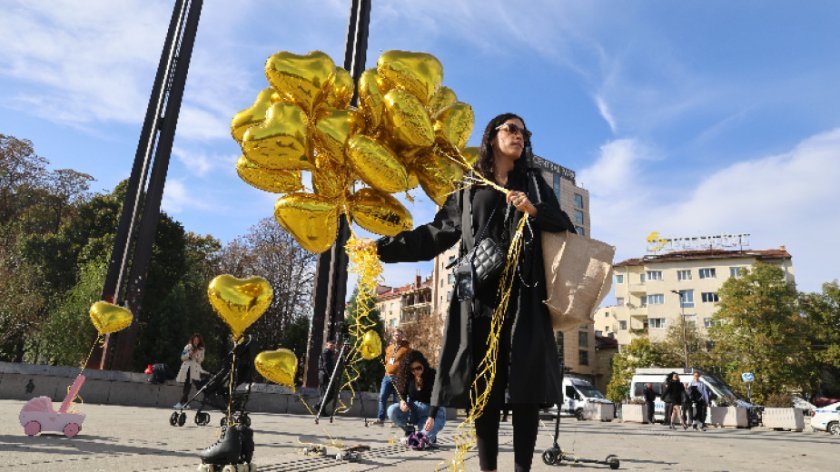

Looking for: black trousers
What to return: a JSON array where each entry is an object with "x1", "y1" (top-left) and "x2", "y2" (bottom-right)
[
  {"x1": 664, "y1": 402, "x2": 673, "y2": 424},
  {"x1": 180, "y1": 368, "x2": 192, "y2": 404},
  {"x1": 317, "y1": 373, "x2": 336, "y2": 415},
  {"x1": 476, "y1": 404, "x2": 540, "y2": 472},
  {"x1": 694, "y1": 401, "x2": 707, "y2": 424},
  {"x1": 645, "y1": 401, "x2": 655, "y2": 423},
  {"x1": 682, "y1": 401, "x2": 694, "y2": 424}
]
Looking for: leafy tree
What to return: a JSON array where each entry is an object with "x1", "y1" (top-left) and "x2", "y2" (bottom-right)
[
  {"x1": 657, "y1": 318, "x2": 714, "y2": 372},
  {"x1": 606, "y1": 337, "x2": 667, "y2": 403},
  {"x1": 800, "y1": 281, "x2": 840, "y2": 396},
  {"x1": 709, "y1": 262, "x2": 817, "y2": 403}
]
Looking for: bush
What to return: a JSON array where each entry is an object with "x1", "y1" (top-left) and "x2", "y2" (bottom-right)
[{"x1": 764, "y1": 392, "x2": 793, "y2": 408}]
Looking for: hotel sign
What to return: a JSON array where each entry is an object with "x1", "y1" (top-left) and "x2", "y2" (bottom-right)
[
  {"x1": 532, "y1": 154, "x2": 576, "y2": 184},
  {"x1": 646, "y1": 232, "x2": 751, "y2": 253}
]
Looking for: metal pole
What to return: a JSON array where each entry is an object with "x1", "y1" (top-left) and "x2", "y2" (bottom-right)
[{"x1": 672, "y1": 290, "x2": 689, "y2": 370}]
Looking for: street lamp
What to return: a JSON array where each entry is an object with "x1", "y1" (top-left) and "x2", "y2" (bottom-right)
[{"x1": 670, "y1": 290, "x2": 689, "y2": 370}]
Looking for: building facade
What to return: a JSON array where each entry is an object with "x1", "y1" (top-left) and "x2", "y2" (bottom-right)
[{"x1": 593, "y1": 247, "x2": 794, "y2": 348}]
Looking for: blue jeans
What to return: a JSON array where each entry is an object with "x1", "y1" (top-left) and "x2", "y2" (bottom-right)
[
  {"x1": 378, "y1": 375, "x2": 397, "y2": 420},
  {"x1": 387, "y1": 400, "x2": 446, "y2": 442}
]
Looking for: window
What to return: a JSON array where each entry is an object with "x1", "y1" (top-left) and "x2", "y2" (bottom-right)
[
  {"x1": 649, "y1": 318, "x2": 666, "y2": 329},
  {"x1": 574, "y1": 226, "x2": 586, "y2": 236},
  {"x1": 684, "y1": 314, "x2": 697, "y2": 326},
  {"x1": 448, "y1": 273, "x2": 455, "y2": 284},
  {"x1": 553, "y1": 174, "x2": 561, "y2": 200},
  {"x1": 440, "y1": 279, "x2": 444, "y2": 287},
  {"x1": 579, "y1": 349, "x2": 589, "y2": 366},
  {"x1": 616, "y1": 297, "x2": 624, "y2": 306},
  {"x1": 574, "y1": 193, "x2": 584, "y2": 208},
  {"x1": 703, "y1": 317, "x2": 713, "y2": 328},
  {"x1": 619, "y1": 320, "x2": 627, "y2": 330},
  {"x1": 677, "y1": 270, "x2": 692, "y2": 281},
  {"x1": 701, "y1": 292, "x2": 720, "y2": 303},
  {"x1": 574, "y1": 209, "x2": 584, "y2": 225},
  {"x1": 647, "y1": 294, "x2": 664, "y2": 305},
  {"x1": 640, "y1": 273, "x2": 646, "y2": 284},
  {"x1": 578, "y1": 331, "x2": 588, "y2": 348},
  {"x1": 615, "y1": 274, "x2": 624, "y2": 284},
  {"x1": 678, "y1": 289, "x2": 695, "y2": 308},
  {"x1": 390, "y1": 319, "x2": 397, "y2": 327},
  {"x1": 730, "y1": 266, "x2": 745, "y2": 278},
  {"x1": 699, "y1": 268, "x2": 716, "y2": 279},
  {"x1": 639, "y1": 296, "x2": 647, "y2": 307},
  {"x1": 447, "y1": 290, "x2": 453, "y2": 301},
  {"x1": 646, "y1": 270, "x2": 663, "y2": 281}
]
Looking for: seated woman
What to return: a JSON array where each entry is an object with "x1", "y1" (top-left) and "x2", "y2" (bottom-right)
[{"x1": 386, "y1": 350, "x2": 446, "y2": 445}]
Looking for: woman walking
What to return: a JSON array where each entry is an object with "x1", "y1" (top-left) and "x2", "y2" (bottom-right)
[{"x1": 174, "y1": 333, "x2": 205, "y2": 409}]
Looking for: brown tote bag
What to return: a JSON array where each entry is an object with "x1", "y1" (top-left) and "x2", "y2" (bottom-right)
[{"x1": 541, "y1": 231, "x2": 615, "y2": 332}]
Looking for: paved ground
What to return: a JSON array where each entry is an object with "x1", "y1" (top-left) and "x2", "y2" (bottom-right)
[{"x1": 1, "y1": 399, "x2": 836, "y2": 471}]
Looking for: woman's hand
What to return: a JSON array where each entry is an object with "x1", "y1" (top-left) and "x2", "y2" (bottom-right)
[
  {"x1": 400, "y1": 400, "x2": 409, "y2": 413},
  {"x1": 424, "y1": 417, "x2": 435, "y2": 432},
  {"x1": 506, "y1": 190, "x2": 537, "y2": 217}
]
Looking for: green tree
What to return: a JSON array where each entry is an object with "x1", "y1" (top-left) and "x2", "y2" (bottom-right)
[
  {"x1": 658, "y1": 318, "x2": 714, "y2": 372},
  {"x1": 800, "y1": 281, "x2": 840, "y2": 395},
  {"x1": 606, "y1": 337, "x2": 667, "y2": 403},
  {"x1": 709, "y1": 262, "x2": 816, "y2": 403}
]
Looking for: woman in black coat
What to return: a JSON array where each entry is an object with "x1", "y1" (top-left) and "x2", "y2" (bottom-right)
[{"x1": 377, "y1": 113, "x2": 576, "y2": 472}]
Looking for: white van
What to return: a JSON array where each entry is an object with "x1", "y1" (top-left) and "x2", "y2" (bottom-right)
[
  {"x1": 548, "y1": 376, "x2": 614, "y2": 420},
  {"x1": 629, "y1": 368, "x2": 759, "y2": 424}
]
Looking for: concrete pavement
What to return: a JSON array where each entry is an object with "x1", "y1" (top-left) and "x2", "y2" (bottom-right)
[{"x1": 1, "y1": 399, "x2": 837, "y2": 471}]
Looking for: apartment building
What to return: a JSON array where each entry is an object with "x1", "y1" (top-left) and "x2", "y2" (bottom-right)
[
  {"x1": 593, "y1": 246, "x2": 794, "y2": 347},
  {"x1": 374, "y1": 275, "x2": 433, "y2": 332}
]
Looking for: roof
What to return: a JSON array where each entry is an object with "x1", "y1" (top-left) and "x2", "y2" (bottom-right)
[
  {"x1": 374, "y1": 276, "x2": 433, "y2": 301},
  {"x1": 614, "y1": 247, "x2": 792, "y2": 268}
]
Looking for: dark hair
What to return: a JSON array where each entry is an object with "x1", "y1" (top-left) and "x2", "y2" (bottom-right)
[
  {"x1": 395, "y1": 350, "x2": 433, "y2": 394},
  {"x1": 189, "y1": 333, "x2": 205, "y2": 350},
  {"x1": 475, "y1": 112, "x2": 533, "y2": 183}
]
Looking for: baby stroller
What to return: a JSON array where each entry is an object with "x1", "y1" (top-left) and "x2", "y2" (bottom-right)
[{"x1": 169, "y1": 335, "x2": 256, "y2": 428}]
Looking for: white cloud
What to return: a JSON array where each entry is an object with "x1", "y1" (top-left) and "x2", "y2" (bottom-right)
[
  {"x1": 584, "y1": 129, "x2": 840, "y2": 292},
  {"x1": 594, "y1": 95, "x2": 617, "y2": 133},
  {"x1": 161, "y1": 178, "x2": 214, "y2": 214}
]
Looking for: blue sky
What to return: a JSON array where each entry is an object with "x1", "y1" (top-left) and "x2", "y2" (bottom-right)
[{"x1": 1, "y1": 0, "x2": 838, "y2": 293}]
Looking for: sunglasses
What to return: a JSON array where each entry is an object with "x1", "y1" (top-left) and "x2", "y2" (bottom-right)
[
  {"x1": 411, "y1": 365, "x2": 424, "y2": 372},
  {"x1": 495, "y1": 122, "x2": 531, "y2": 138}
]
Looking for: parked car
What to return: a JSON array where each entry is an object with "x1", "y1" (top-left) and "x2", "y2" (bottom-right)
[
  {"x1": 810, "y1": 401, "x2": 840, "y2": 435},
  {"x1": 791, "y1": 395, "x2": 816, "y2": 416},
  {"x1": 812, "y1": 396, "x2": 840, "y2": 408},
  {"x1": 544, "y1": 376, "x2": 614, "y2": 420}
]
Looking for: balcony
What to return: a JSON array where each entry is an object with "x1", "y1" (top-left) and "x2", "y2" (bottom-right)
[{"x1": 628, "y1": 283, "x2": 647, "y2": 294}]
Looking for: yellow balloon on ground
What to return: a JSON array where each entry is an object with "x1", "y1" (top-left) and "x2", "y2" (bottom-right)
[
  {"x1": 265, "y1": 51, "x2": 335, "y2": 113},
  {"x1": 314, "y1": 109, "x2": 353, "y2": 165},
  {"x1": 231, "y1": 88, "x2": 274, "y2": 143},
  {"x1": 346, "y1": 135, "x2": 409, "y2": 194},
  {"x1": 274, "y1": 193, "x2": 339, "y2": 254},
  {"x1": 434, "y1": 102, "x2": 474, "y2": 151},
  {"x1": 349, "y1": 188, "x2": 413, "y2": 236},
  {"x1": 358, "y1": 69, "x2": 384, "y2": 133},
  {"x1": 255, "y1": 348, "x2": 298, "y2": 389},
  {"x1": 241, "y1": 102, "x2": 312, "y2": 171},
  {"x1": 89, "y1": 301, "x2": 133, "y2": 335},
  {"x1": 236, "y1": 155, "x2": 302, "y2": 193},
  {"x1": 208, "y1": 275, "x2": 273, "y2": 340},
  {"x1": 383, "y1": 88, "x2": 435, "y2": 148},
  {"x1": 359, "y1": 330, "x2": 383, "y2": 360},
  {"x1": 428, "y1": 86, "x2": 457, "y2": 116},
  {"x1": 376, "y1": 50, "x2": 443, "y2": 104}
]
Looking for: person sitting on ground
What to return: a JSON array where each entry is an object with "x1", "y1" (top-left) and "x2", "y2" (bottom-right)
[{"x1": 387, "y1": 350, "x2": 446, "y2": 446}]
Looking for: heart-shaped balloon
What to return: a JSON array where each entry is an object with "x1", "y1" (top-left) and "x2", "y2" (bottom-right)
[
  {"x1": 255, "y1": 348, "x2": 298, "y2": 388},
  {"x1": 89, "y1": 301, "x2": 133, "y2": 335},
  {"x1": 383, "y1": 88, "x2": 435, "y2": 149},
  {"x1": 231, "y1": 88, "x2": 274, "y2": 143},
  {"x1": 377, "y1": 50, "x2": 443, "y2": 104},
  {"x1": 319, "y1": 67, "x2": 353, "y2": 111},
  {"x1": 413, "y1": 152, "x2": 459, "y2": 206},
  {"x1": 312, "y1": 153, "x2": 349, "y2": 199},
  {"x1": 346, "y1": 135, "x2": 410, "y2": 194},
  {"x1": 236, "y1": 155, "x2": 303, "y2": 193},
  {"x1": 207, "y1": 275, "x2": 273, "y2": 340},
  {"x1": 241, "y1": 103, "x2": 312, "y2": 171},
  {"x1": 274, "y1": 193, "x2": 339, "y2": 254},
  {"x1": 349, "y1": 188, "x2": 413, "y2": 236},
  {"x1": 428, "y1": 86, "x2": 457, "y2": 116},
  {"x1": 265, "y1": 51, "x2": 335, "y2": 113},
  {"x1": 359, "y1": 330, "x2": 383, "y2": 360},
  {"x1": 434, "y1": 102, "x2": 475, "y2": 151},
  {"x1": 313, "y1": 108, "x2": 353, "y2": 165},
  {"x1": 358, "y1": 69, "x2": 384, "y2": 134}
]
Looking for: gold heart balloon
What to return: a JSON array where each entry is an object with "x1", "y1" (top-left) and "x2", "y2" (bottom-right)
[
  {"x1": 89, "y1": 301, "x2": 133, "y2": 335},
  {"x1": 236, "y1": 155, "x2": 303, "y2": 193},
  {"x1": 231, "y1": 88, "x2": 274, "y2": 143},
  {"x1": 359, "y1": 330, "x2": 383, "y2": 360},
  {"x1": 319, "y1": 67, "x2": 354, "y2": 111},
  {"x1": 241, "y1": 102, "x2": 312, "y2": 171},
  {"x1": 346, "y1": 135, "x2": 410, "y2": 194},
  {"x1": 274, "y1": 193, "x2": 339, "y2": 253},
  {"x1": 358, "y1": 69, "x2": 384, "y2": 133},
  {"x1": 383, "y1": 88, "x2": 435, "y2": 148},
  {"x1": 349, "y1": 188, "x2": 413, "y2": 236},
  {"x1": 312, "y1": 152, "x2": 349, "y2": 199},
  {"x1": 376, "y1": 50, "x2": 443, "y2": 104},
  {"x1": 434, "y1": 102, "x2": 475, "y2": 151},
  {"x1": 413, "y1": 152, "x2": 459, "y2": 206},
  {"x1": 255, "y1": 348, "x2": 298, "y2": 389},
  {"x1": 313, "y1": 108, "x2": 353, "y2": 165},
  {"x1": 428, "y1": 86, "x2": 457, "y2": 116},
  {"x1": 208, "y1": 275, "x2": 273, "y2": 340},
  {"x1": 265, "y1": 51, "x2": 336, "y2": 114}
]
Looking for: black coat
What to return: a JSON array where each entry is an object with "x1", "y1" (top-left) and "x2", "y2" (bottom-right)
[{"x1": 377, "y1": 169, "x2": 575, "y2": 408}]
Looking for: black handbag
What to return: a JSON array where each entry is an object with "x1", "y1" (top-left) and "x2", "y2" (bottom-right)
[{"x1": 448, "y1": 192, "x2": 505, "y2": 301}]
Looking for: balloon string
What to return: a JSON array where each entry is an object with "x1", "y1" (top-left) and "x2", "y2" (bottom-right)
[
  {"x1": 439, "y1": 215, "x2": 528, "y2": 472},
  {"x1": 227, "y1": 338, "x2": 237, "y2": 427},
  {"x1": 76, "y1": 334, "x2": 104, "y2": 378}
]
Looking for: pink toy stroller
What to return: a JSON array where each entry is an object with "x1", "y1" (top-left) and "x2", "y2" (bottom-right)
[{"x1": 19, "y1": 374, "x2": 86, "y2": 438}]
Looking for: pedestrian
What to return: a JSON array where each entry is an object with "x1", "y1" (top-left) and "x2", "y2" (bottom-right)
[
  {"x1": 643, "y1": 383, "x2": 657, "y2": 424},
  {"x1": 372, "y1": 329, "x2": 410, "y2": 425},
  {"x1": 688, "y1": 371, "x2": 710, "y2": 430},
  {"x1": 174, "y1": 333, "x2": 205, "y2": 409},
  {"x1": 661, "y1": 372, "x2": 675, "y2": 426},
  {"x1": 387, "y1": 350, "x2": 447, "y2": 447},
  {"x1": 665, "y1": 373, "x2": 686, "y2": 430},
  {"x1": 377, "y1": 113, "x2": 577, "y2": 471},
  {"x1": 315, "y1": 340, "x2": 337, "y2": 416},
  {"x1": 681, "y1": 381, "x2": 695, "y2": 427}
]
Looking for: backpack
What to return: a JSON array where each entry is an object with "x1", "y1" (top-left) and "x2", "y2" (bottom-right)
[{"x1": 150, "y1": 363, "x2": 171, "y2": 384}]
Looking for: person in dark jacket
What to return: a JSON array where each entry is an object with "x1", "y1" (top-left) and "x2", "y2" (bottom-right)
[
  {"x1": 377, "y1": 113, "x2": 576, "y2": 472},
  {"x1": 661, "y1": 372, "x2": 675, "y2": 426},
  {"x1": 664, "y1": 373, "x2": 686, "y2": 430},
  {"x1": 387, "y1": 350, "x2": 446, "y2": 444},
  {"x1": 643, "y1": 383, "x2": 657, "y2": 424},
  {"x1": 315, "y1": 340, "x2": 337, "y2": 415}
]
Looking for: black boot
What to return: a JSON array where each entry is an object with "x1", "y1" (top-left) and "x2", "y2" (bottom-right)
[{"x1": 200, "y1": 425, "x2": 242, "y2": 465}]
